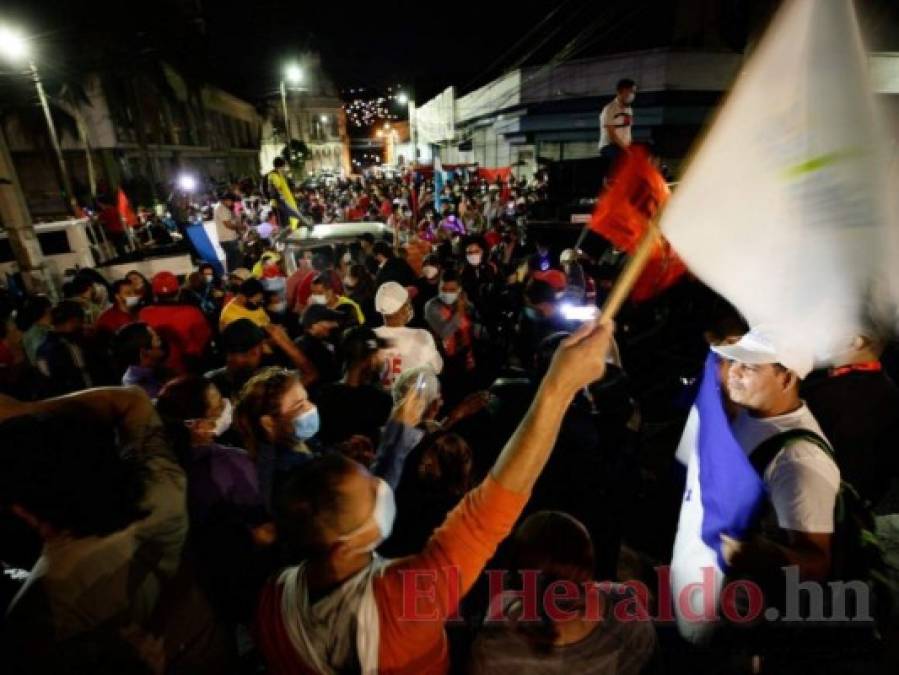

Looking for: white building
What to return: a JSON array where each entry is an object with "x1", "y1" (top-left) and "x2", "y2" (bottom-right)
[{"x1": 413, "y1": 48, "x2": 899, "y2": 180}]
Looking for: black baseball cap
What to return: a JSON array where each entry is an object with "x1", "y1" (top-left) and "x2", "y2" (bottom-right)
[
  {"x1": 221, "y1": 318, "x2": 267, "y2": 354},
  {"x1": 302, "y1": 304, "x2": 344, "y2": 329},
  {"x1": 341, "y1": 326, "x2": 389, "y2": 363}
]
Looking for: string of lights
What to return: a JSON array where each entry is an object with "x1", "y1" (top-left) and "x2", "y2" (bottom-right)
[{"x1": 341, "y1": 84, "x2": 406, "y2": 129}]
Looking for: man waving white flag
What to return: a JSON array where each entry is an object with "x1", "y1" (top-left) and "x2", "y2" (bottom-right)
[{"x1": 661, "y1": 0, "x2": 898, "y2": 362}]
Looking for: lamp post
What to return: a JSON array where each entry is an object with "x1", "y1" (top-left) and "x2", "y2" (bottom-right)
[
  {"x1": 0, "y1": 25, "x2": 58, "y2": 296},
  {"x1": 396, "y1": 90, "x2": 416, "y2": 165},
  {"x1": 280, "y1": 63, "x2": 303, "y2": 144},
  {"x1": 0, "y1": 25, "x2": 76, "y2": 215}
]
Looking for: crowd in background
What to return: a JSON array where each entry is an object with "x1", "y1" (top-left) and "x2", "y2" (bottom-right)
[{"x1": 0, "y1": 158, "x2": 898, "y2": 675}]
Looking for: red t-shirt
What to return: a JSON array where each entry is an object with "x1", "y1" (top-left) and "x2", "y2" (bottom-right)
[
  {"x1": 138, "y1": 304, "x2": 211, "y2": 374},
  {"x1": 485, "y1": 231, "x2": 502, "y2": 249},
  {"x1": 295, "y1": 269, "x2": 344, "y2": 310},
  {"x1": 95, "y1": 306, "x2": 135, "y2": 336},
  {"x1": 286, "y1": 267, "x2": 313, "y2": 312}
]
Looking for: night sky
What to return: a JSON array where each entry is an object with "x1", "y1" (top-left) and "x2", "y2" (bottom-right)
[{"x1": 2, "y1": 0, "x2": 898, "y2": 104}]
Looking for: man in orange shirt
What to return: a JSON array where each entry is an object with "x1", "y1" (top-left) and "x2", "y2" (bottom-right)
[{"x1": 255, "y1": 318, "x2": 615, "y2": 674}]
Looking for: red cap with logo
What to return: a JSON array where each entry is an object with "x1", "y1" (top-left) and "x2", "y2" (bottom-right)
[{"x1": 151, "y1": 271, "x2": 179, "y2": 296}]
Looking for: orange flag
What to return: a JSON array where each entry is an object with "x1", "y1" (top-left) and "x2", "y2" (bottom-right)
[
  {"x1": 117, "y1": 188, "x2": 138, "y2": 228},
  {"x1": 588, "y1": 146, "x2": 686, "y2": 302}
]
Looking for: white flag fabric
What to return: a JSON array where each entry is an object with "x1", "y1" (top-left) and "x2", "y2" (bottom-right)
[{"x1": 660, "y1": 0, "x2": 898, "y2": 362}]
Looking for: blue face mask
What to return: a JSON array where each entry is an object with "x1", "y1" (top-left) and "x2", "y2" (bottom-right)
[{"x1": 292, "y1": 406, "x2": 320, "y2": 441}]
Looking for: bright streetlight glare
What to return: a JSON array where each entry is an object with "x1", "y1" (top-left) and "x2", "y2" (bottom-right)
[
  {"x1": 396, "y1": 92, "x2": 408, "y2": 105},
  {"x1": 178, "y1": 174, "x2": 197, "y2": 192},
  {"x1": 0, "y1": 26, "x2": 29, "y2": 62},
  {"x1": 284, "y1": 64, "x2": 303, "y2": 84},
  {"x1": 320, "y1": 114, "x2": 328, "y2": 123}
]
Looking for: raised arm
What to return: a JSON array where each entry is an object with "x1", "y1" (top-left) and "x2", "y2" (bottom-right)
[
  {"x1": 371, "y1": 388, "x2": 427, "y2": 490},
  {"x1": 0, "y1": 385, "x2": 157, "y2": 447}
]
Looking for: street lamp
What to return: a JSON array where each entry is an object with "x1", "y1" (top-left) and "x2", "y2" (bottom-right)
[
  {"x1": 396, "y1": 90, "x2": 417, "y2": 165},
  {"x1": 0, "y1": 24, "x2": 77, "y2": 214},
  {"x1": 280, "y1": 63, "x2": 304, "y2": 143},
  {"x1": 0, "y1": 26, "x2": 28, "y2": 61}
]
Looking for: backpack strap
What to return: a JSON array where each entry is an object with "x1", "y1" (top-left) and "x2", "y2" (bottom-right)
[{"x1": 749, "y1": 428, "x2": 834, "y2": 477}]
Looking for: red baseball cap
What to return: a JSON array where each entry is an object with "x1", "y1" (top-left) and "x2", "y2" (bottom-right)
[
  {"x1": 151, "y1": 271, "x2": 179, "y2": 296},
  {"x1": 533, "y1": 269, "x2": 567, "y2": 292}
]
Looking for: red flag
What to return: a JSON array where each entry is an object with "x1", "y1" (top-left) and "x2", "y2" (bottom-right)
[
  {"x1": 117, "y1": 188, "x2": 138, "y2": 228},
  {"x1": 588, "y1": 146, "x2": 686, "y2": 302}
]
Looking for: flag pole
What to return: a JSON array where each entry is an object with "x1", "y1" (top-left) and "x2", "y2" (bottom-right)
[{"x1": 600, "y1": 219, "x2": 659, "y2": 321}]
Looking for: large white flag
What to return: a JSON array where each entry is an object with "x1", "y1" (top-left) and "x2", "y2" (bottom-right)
[{"x1": 660, "y1": 0, "x2": 898, "y2": 361}]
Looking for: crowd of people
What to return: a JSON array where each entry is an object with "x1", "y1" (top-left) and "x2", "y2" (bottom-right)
[{"x1": 0, "y1": 159, "x2": 898, "y2": 675}]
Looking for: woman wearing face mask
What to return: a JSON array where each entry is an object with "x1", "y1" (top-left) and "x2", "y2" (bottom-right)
[
  {"x1": 459, "y1": 235, "x2": 498, "y2": 320},
  {"x1": 156, "y1": 375, "x2": 274, "y2": 623},
  {"x1": 236, "y1": 367, "x2": 323, "y2": 510}
]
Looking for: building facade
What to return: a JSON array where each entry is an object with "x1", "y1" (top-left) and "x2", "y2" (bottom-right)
[
  {"x1": 2, "y1": 63, "x2": 262, "y2": 216},
  {"x1": 259, "y1": 57, "x2": 351, "y2": 177},
  {"x1": 413, "y1": 48, "x2": 899, "y2": 180}
]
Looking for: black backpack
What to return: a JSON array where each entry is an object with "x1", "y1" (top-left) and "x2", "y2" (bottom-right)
[{"x1": 750, "y1": 429, "x2": 891, "y2": 607}]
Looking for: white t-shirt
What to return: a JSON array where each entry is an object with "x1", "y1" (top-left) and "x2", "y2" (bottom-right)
[
  {"x1": 214, "y1": 202, "x2": 238, "y2": 243},
  {"x1": 732, "y1": 403, "x2": 840, "y2": 534},
  {"x1": 374, "y1": 325, "x2": 443, "y2": 388},
  {"x1": 598, "y1": 97, "x2": 633, "y2": 150}
]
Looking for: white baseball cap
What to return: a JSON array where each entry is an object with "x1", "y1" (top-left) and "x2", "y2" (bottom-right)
[
  {"x1": 375, "y1": 282, "x2": 409, "y2": 315},
  {"x1": 711, "y1": 325, "x2": 814, "y2": 379}
]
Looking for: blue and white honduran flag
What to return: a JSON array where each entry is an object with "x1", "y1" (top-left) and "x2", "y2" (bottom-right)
[
  {"x1": 670, "y1": 353, "x2": 766, "y2": 643},
  {"x1": 434, "y1": 155, "x2": 444, "y2": 211}
]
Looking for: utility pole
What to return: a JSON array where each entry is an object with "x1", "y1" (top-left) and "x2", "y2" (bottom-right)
[
  {"x1": 0, "y1": 128, "x2": 57, "y2": 298},
  {"x1": 30, "y1": 61, "x2": 77, "y2": 215}
]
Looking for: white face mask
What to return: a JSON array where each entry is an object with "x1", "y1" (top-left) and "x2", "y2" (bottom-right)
[
  {"x1": 466, "y1": 253, "x2": 482, "y2": 266},
  {"x1": 213, "y1": 399, "x2": 234, "y2": 437},
  {"x1": 623, "y1": 92, "x2": 635, "y2": 105},
  {"x1": 440, "y1": 291, "x2": 459, "y2": 306},
  {"x1": 422, "y1": 265, "x2": 439, "y2": 280},
  {"x1": 309, "y1": 294, "x2": 327, "y2": 305},
  {"x1": 270, "y1": 301, "x2": 287, "y2": 313},
  {"x1": 338, "y1": 478, "x2": 397, "y2": 553},
  {"x1": 124, "y1": 295, "x2": 140, "y2": 308}
]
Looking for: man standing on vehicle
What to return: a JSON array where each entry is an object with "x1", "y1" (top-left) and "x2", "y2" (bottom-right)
[
  {"x1": 598, "y1": 78, "x2": 637, "y2": 173},
  {"x1": 214, "y1": 192, "x2": 243, "y2": 272},
  {"x1": 267, "y1": 157, "x2": 302, "y2": 230}
]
